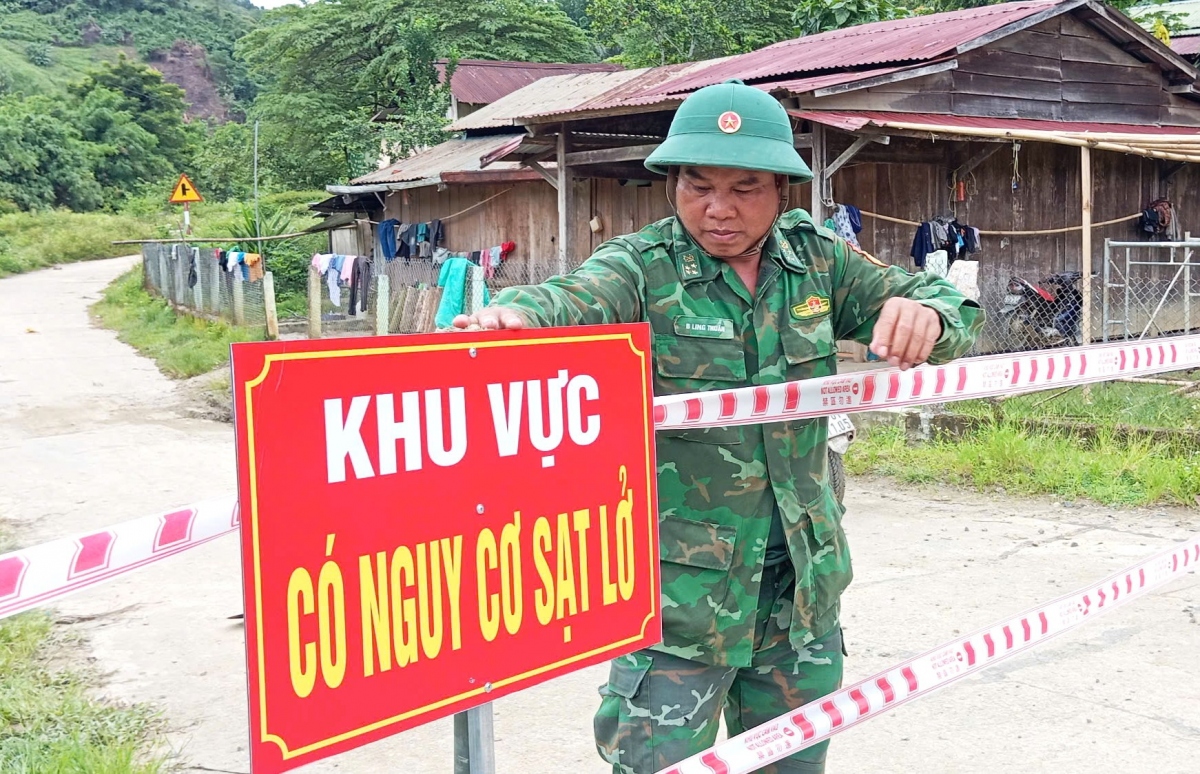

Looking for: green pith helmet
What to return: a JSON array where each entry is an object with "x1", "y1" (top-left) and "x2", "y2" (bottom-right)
[{"x1": 644, "y1": 79, "x2": 813, "y2": 184}]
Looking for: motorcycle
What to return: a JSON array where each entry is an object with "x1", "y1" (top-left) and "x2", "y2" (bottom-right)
[{"x1": 998, "y1": 271, "x2": 1083, "y2": 350}]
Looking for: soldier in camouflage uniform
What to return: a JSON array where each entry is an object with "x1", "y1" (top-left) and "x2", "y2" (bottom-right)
[{"x1": 454, "y1": 80, "x2": 982, "y2": 773}]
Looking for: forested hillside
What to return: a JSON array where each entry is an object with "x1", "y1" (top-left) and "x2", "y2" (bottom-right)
[{"x1": 0, "y1": 0, "x2": 1178, "y2": 214}]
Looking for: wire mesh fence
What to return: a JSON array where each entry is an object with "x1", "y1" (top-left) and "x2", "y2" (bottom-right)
[
  {"x1": 936, "y1": 250, "x2": 1200, "y2": 356},
  {"x1": 142, "y1": 243, "x2": 270, "y2": 330},
  {"x1": 307, "y1": 245, "x2": 1200, "y2": 355},
  {"x1": 375, "y1": 255, "x2": 564, "y2": 335}
]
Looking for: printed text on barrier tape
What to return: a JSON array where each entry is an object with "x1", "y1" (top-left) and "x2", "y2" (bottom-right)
[
  {"x1": 657, "y1": 534, "x2": 1200, "y2": 774},
  {"x1": 2, "y1": 336, "x2": 1198, "y2": 622},
  {"x1": 0, "y1": 497, "x2": 239, "y2": 621},
  {"x1": 654, "y1": 334, "x2": 1200, "y2": 430}
]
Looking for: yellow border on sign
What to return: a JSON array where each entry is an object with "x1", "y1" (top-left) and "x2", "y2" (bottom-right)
[{"x1": 243, "y1": 333, "x2": 658, "y2": 759}]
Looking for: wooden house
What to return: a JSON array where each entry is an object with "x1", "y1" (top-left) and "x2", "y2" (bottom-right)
[{"x1": 322, "y1": 0, "x2": 1200, "y2": 347}]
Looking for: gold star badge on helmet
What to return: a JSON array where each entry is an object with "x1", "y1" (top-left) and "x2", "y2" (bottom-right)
[{"x1": 718, "y1": 111, "x2": 741, "y2": 134}]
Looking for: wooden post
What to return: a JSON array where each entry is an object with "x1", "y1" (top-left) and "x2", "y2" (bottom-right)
[
  {"x1": 1081, "y1": 145, "x2": 1093, "y2": 345},
  {"x1": 263, "y1": 271, "x2": 280, "y2": 340},
  {"x1": 810, "y1": 123, "x2": 826, "y2": 224},
  {"x1": 376, "y1": 273, "x2": 390, "y2": 336},
  {"x1": 308, "y1": 267, "x2": 322, "y2": 339},
  {"x1": 232, "y1": 272, "x2": 246, "y2": 326},
  {"x1": 557, "y1": 127, "x2": 572, "y2": 275}
]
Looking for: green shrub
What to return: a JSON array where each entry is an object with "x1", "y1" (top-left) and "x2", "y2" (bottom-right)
[{"x1": 25, "y1": 42, "x2": 52, "y2": 67}]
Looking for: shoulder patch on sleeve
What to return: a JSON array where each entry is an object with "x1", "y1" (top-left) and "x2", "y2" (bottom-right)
[{"x1": 847, "y1": 241, "x2": 889, "y2": 268}]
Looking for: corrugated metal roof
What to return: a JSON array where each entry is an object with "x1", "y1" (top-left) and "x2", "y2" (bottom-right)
[
  {"x1": 1173, "y1": 34, "x2": 1200, "y2": 56},
  {"x1": 793, "y1": 110, "x2": 1200, "y2": 136},
  {"x1": 764, "y1": 66, "x2": 913, "y2": 96},
  {"x1": 657, "y1": 0, "x2": 1064, "y2": 95},
  {"x1": 448, "y1": 69, "x2": 653, "y2": 131},
  {"x1": 1132, "y1": 0, "x2": 1200, "y2": 36},
  {"x1": 435, "y1": 59, "x2": 624, "y2": 105},
  {"x1": 450, "y1": 1, "x2": 1074, "y2": 130},
  {"x1": 350, "y1": 136, "x2": 529, "y2": 185}
]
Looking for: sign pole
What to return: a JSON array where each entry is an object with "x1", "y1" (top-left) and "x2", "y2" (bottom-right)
[
  {"x1": 453, "y1": 704, "x2": 496, "y2": 774},
  {"x1": 183, "y1": 202, "x2": 191, "y2": 236}
]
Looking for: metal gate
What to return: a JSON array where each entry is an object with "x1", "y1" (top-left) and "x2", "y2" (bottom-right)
[{"x1": 1102, "y1": 239, "x2": 1200, "y2": 341}]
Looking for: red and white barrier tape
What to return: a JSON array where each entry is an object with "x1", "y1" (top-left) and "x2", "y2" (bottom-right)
[
  {"x1": 0, "y1": 497, "x2": 238, "y2": 621},
  {"x1": 654, "y1": 334, "x2": 1200, "y2": 429},
  {"x1": 2, "y1": 336, "x2": 1198, "y2": 621},
  {"x1": 658, "y1": 533, "x2": 1200, "y2": 774}
]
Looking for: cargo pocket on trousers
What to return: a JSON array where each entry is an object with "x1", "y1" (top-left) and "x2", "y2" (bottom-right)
[
  {"x1": 801, "y1": 489, "x2": 852, "y2": 622},
  {"x1": 658, "y1": 513, "x2": 737, "y2": 648},
  {"x1": 594, "y1": 653, "x2": 653, "y2": 771}
]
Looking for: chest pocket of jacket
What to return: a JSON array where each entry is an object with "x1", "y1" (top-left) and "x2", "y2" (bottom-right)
[
  {"x1": 781, "y1": 317, "x2": 836, "y2": 378},
  {"x1": 654, "y1": 333, "x2": 747, "y2": 388}
]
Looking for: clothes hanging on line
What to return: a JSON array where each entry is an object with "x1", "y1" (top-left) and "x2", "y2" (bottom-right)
[
  {"x1": 1138, "y1": 199, "x2": 1182, "y2": 241},
  {"x1": 378, "y1": 218, "x2": 400, "y2": 261},
  {"x1": 223, "y1": 251, "x2": 263, "y2": 282},
  {"x1": 831, "y1": 204, "x2": 862, "y2": 247},
  {"x1": 395, "y1": 219, "x2": 445, "y2": 262},
  {"x1": 311, "y1": 253, "x2": 365, "y2": 307},
  {"x1": 909, "y1": 218, "x2": 980, "y2": 270},
  {"x1": 435, "y1": 256, "x2": 490, "y2": 328},
  {"x1": 348, "y1": 256, "x2": 372, "y2": 314}
]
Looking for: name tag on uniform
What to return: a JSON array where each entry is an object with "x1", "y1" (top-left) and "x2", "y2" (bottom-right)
[{"x1": 674, "y1": 316, "x2": 735, "y2": 339}]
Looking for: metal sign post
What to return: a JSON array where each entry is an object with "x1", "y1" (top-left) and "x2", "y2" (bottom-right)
[{"x1": 453, "y1": 704, "x2": 496, "y2": 774}]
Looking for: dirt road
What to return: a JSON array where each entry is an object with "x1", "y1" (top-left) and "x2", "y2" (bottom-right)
[{"x1": 1, "y1": 257, "x2": 1197, "y2": 773}]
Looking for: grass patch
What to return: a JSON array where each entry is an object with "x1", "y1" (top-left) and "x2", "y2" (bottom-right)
[
  {"x1": 92, "y1": 265, "x2": 262, "y2": 378},
  {"x1": 951, "y1": 379, "x2": 1200, "y2": 431},
  {"x1": 0, "y1": 39, "x2": 131, "y2": 97},
  {"x1": 846, "y1": 422, "x2": 1200, "y2": 507},
  {"x1": 0, "y1": 210, "x2": 160, "y2": 278},
  {"x1": 0, "y1": 610, "x2": 166, "y2": 773}
]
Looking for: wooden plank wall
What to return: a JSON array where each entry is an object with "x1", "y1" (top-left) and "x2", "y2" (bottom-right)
[
  {"x1": 382, "y1": 178, "x2": 676, "y2": 284},
  {"x1": 383, "y1": 181, "x2": 559, "y2": 286},
  {"x1": 804, "y1": 15, "x2": 1200, "y2": 125}
]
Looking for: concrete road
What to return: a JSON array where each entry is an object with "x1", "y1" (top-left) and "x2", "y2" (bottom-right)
[{"x1": 0, "y1": 257, "x2": 1196, "y2": 773}]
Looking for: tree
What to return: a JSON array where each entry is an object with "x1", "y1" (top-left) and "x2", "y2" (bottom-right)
[
  {"x1": 69, "y1": 56, "x2": 197, "y2": 173},
  {"x1": 0, "y1": 96, "x2": 104, "y2": 211},
  {"x1": 587, "y1": 0, "x2": 793, "y2": 66},
  {"x1": 74, "y1": 86, "x2": 173, "y2": 199},
  {"x1": 792, "y1": 0, "x2": 912, "y2": 37},
  {"x1": 238, "y1": 0, "x2": 595, "y2": 186},
  {"x1": 192, "y1": 121, "x2": 257, "y2": 203}
]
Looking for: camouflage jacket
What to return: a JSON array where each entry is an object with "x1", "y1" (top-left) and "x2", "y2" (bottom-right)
[{"x1": 492, "y1": 210, "x2": 983, "y2": 667}]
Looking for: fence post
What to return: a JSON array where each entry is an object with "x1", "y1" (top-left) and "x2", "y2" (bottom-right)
[
  {"x1": 308, "y1": 267, "x2": 322, "y2": 339},
  {"x1": 157, "y1": 249, "x2": 168, "y2": 298},
  {"x1": 142, "y1": 246, "x2": 152, "y2": 291},
  {"x1": 263, "y1": 271, "x2": 280, "y2": 340},
  {"x1": 233, "y1": 273, "x2": 246, "y2": 326},
  {"x1": 376, "y1": 273, "x2": 390, "y2": 336}
]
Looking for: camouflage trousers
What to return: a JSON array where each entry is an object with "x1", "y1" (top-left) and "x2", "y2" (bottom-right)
[{"x1": 594, "y1": 561, "x2": 844, "y2": 774}]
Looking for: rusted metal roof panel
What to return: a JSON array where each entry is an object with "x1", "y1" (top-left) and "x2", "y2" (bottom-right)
[
  {"x1": 436, "y1": 59, "x2": 624, "y2": 105},
  {"x1": 1173, "y1": 35, "x2": 1200, "y2": 56},
  {"x1": 448, "y1": 70, "x2": 652, "y2": 131},
  {"x1": 350, "y1": 135, "x2": 529, "y2": 185},
  {"x1": 647, "y1": 0, "x2": 1064, "y2": 95},
  {"x1": 764, "y1": 66, "x2": 912, "y2": 96}
]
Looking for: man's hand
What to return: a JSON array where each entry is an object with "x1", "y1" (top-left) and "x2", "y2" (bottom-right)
[
  {"x1": 870, "y1": 298, "x2": 943, "y2": 370},
  {"x1": 451, "y1": 307, "x2": 527, "y2": 331}
]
